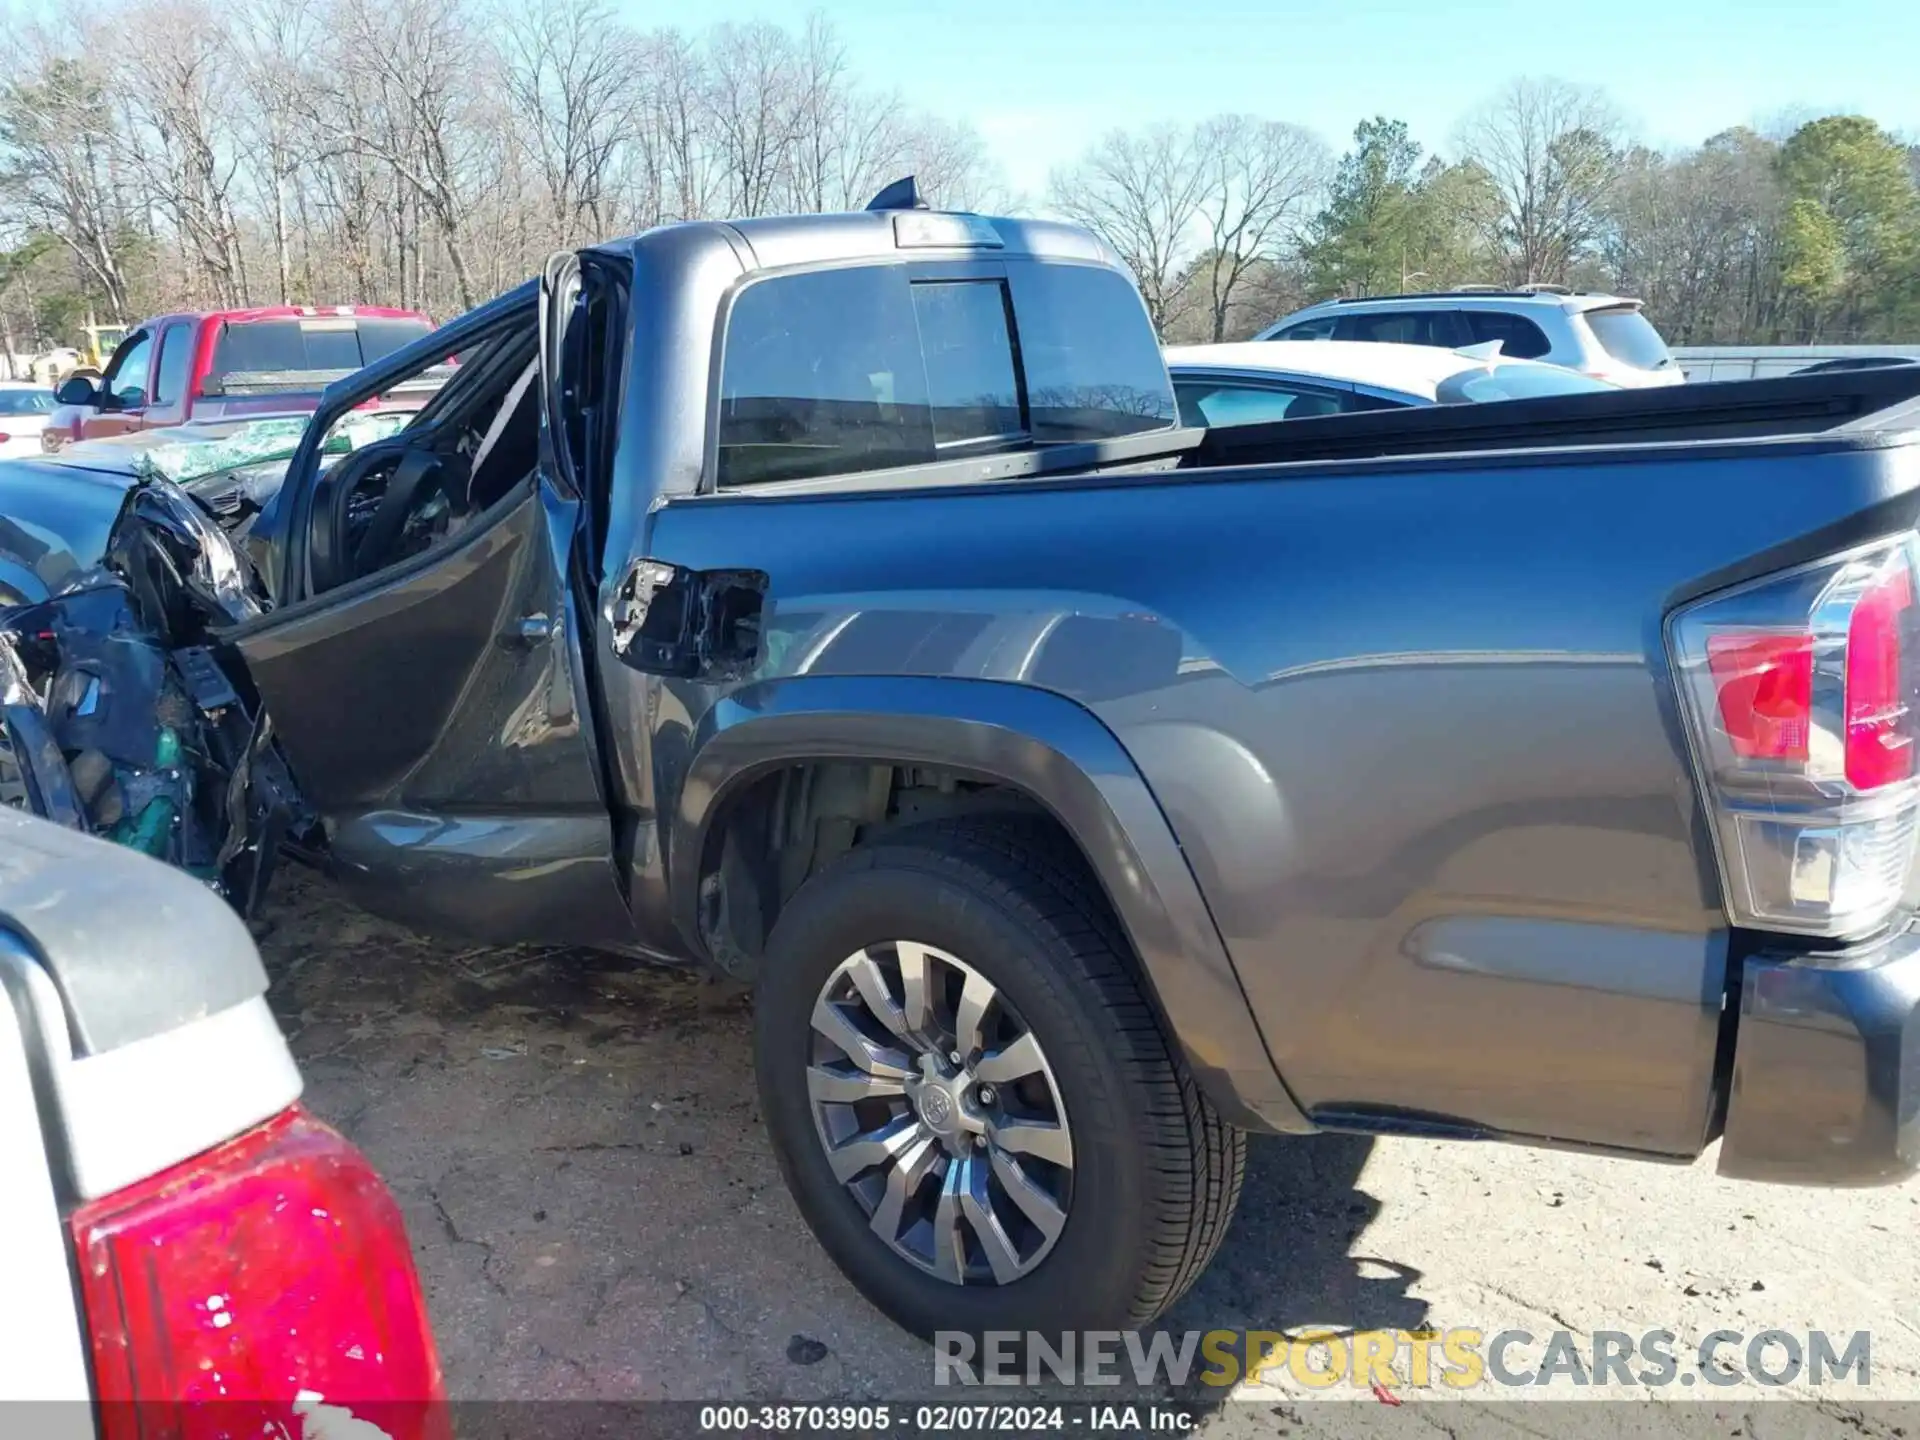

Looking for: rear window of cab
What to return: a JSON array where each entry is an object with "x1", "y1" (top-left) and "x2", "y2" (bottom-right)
[
  {"x1": 714, "y1": 260, "x2": 1176, "y2": 487},
  {"x1": 1583, "y1": 306, "x2": 1675, "y2": 372},
  {"x1": 203, "y1": 316, "x2": 434, "y2": 392}
]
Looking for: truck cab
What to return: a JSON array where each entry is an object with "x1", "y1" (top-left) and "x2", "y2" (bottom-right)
[{"x1": 43, "y1": 306, "x2": 438, "y2": 452}]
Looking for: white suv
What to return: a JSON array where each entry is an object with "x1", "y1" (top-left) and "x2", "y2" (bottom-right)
[{"x1": 1255, "y1": 287, "x2": 1684, "y2": 389}]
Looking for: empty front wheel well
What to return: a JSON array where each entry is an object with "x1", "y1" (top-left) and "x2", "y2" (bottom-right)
[{"x1": 694, "y1": 761, "x2": 1069, "y2": 980}]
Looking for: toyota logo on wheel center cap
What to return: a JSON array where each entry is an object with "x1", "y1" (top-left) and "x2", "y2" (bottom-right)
[{"x1": 918, "y1": 1086, "x2": 955, "y2": 1130}]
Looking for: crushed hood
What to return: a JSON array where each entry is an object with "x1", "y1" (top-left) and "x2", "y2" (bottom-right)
[{"x1": 1, "y1": 439, "x2": 297, "y2": 908}]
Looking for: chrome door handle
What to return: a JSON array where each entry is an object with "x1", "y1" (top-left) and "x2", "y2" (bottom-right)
[{"x1": 505, "y1": 613, "x2": 551, "y2": 647}]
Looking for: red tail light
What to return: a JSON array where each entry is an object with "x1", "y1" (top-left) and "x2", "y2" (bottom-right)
[
  {"x1": 1845, "y1": 563, "x2": 1915, "y2": 789},
  {"x1": 1706, "y1": 631, "x2": 1813, "y2": 760},
  {"x1": 72, "y1": 1106, "x2": 447, "y2": 1440},
  {"x1": 1672, "y1": 534, "x2": 1920, "y2": 937}
]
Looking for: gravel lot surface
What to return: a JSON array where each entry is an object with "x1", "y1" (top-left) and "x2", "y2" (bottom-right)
[{"x1": 259, "y1": 868, "x2": 1920, "y2": 1438}]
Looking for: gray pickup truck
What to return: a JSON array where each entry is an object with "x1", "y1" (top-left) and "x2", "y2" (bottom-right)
[{"x1": 2, "y1": 189, "x2": 1918, "y2": 1344}]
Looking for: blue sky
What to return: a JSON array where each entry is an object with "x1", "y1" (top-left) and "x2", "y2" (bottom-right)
[{"x1": 618, "y1": 0, "x2": 1920, "y2": 197}]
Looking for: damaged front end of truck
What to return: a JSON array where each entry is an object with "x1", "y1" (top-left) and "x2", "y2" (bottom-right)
[
  {"x1": 0, "y1": 471, "x2": 308, "y2": 919},
  {"x1": 0, "y1": 274, "x2": 585, "y2": 939}
]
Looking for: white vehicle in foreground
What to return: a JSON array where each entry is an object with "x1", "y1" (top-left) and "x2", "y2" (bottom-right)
[
  {"x1": 1254, "y1": 288, "x2": 1684, "y2": 389},
  {"x1": 0, "y1": 383, "x2": 55, "y2": 458},
  {"x1": 1165, "y1": 339, "x2": 1618, "y2": 428},
  {"x1": 0, "y1": 806, "x2": 445, "y2": 1432}
]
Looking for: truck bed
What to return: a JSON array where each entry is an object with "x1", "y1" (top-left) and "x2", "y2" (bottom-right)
[
  {"x1": 736, "y1": 366, "x2": 1920, "y2": 501},
  {"x1": 644, "y1": 364, "x2": 1920, "y2": 1163}
]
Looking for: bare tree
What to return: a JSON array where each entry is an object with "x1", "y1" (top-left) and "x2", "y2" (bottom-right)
[
  {"x1": 1, "y1": 7, "x2": 1024, "y2": 332},
  {"x1": 896, "y1": 114, "x2": 999, "y2": 212},
  {"x1": 318, "y1": 0, "x2": 487, "y2": 309},
  {"x1": 1046, "y1": 116, "x2": 1324, "y2": 339},
  {"x1": 498, "y1": 0, "x2": 638, "y2": 244},
  {"x1": 1459, "y1": 77, "x2": 1624, "y2": 285},
  {"x1": 1048, "y1": 125, "x2": 1207, "y2": 333},
  {"x1": 234, "y1": 0, "x2": 327, "y2": 303},
  {"x1": 307, "y1": 123, "x2": 384, "y2": 302},
  {"x1": 1191, "y1": 115, "x2": 1328, "y2": 341},
  {"x1": 115, "y1": 0, "x2": 251, "y2": 306},
  {"x1": 640, "y1": 28, "x2": 719, "y2": 224},
  {"x1": 782, "y1": 12, "x2": 860, "y2": 213},
  {"x1": 704, "y1": 20, "x2": 800, "y2": 218},
  {"x1": 0, "y1": 37, "x2": 136, "y2": 319}
]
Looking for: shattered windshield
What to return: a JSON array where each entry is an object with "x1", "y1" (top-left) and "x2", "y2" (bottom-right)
[{"x1": 118, "y1": 410, "x2": 414, "y2": 487}]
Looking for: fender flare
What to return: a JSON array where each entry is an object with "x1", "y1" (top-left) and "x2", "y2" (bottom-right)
[{"x1": 668, "y1": 674, "x2": 1311, "y2": 1135}]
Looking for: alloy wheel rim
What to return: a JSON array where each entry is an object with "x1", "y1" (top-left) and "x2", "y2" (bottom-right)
[{"x1": 806, "y1": 941, "x2": 1073, "y2": 1285}]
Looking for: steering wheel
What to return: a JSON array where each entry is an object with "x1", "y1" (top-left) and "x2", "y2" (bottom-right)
[
  {"x1": 348, "y1": 448, "x2": 446, "y2": 579},
  {"x1": 309, "y1": 443, "x2": 448, "y2": 594}
]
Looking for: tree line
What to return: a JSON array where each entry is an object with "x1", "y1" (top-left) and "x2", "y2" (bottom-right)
[
  {"x1": 1054, "y1": 80, "x2": 1920, "y2": 346},
  {"x1": 3, "y1": 11, "x2": 1917, "y2": 353},
  {"x1": 0, "y1": 0, "x2": 1001, "y2": 350}
]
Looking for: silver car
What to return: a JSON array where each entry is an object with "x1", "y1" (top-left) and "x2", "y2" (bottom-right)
[
  {"x1": 1165, "y1": 339, "x2": 1618, "y2": 428},
  {"x1": 1254, "y1": 287, "x2": 1684, "y2": 389}
]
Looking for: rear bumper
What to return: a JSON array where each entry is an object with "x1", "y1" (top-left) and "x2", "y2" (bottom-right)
[{"x1": 1718, "y1": 931, "x2": 1920, "y2": 1185}]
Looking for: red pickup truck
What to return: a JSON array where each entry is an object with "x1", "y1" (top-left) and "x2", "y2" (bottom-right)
[{"x1": 42, "y1": 305, "x2": 436, "y2": 452}]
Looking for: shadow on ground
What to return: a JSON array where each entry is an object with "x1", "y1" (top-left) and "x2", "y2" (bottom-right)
[
  {"x1": 255, "y1": 868, "x2": 1421, "y2": 1416},
  {"x1": 1156, "y1": 1132, "x2": 1427, "y2": 1423}
]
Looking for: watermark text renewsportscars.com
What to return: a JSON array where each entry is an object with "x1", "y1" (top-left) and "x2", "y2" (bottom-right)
[{"x1": 934, "y1": 1328, "x2": 1873, "y2": 1393}]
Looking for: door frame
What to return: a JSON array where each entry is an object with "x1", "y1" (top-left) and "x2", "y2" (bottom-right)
[
  {"x1": 141, "y1": 320, "x2": 198, "y2": 429},
  {"x1": 275, "y1": 281, "x2": 540, "y2": 609}
]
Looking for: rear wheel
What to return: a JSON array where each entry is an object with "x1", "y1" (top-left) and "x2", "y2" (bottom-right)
[{"x1": 753, "y1": 819, "x2": 1245, "y2": 1340}]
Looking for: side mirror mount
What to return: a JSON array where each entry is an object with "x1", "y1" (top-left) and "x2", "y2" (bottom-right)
[{"x1": 54, "y1": 375, "x2": 101, "y2": 408}]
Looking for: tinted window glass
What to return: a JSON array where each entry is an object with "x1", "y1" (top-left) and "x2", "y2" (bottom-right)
[
  {"x1": 717, "y1": 266, "x2": 932, "y2": 486},
  {"x1": 912, "y1": 281, "x2": 1022, "y2": 446},
  {"x1": 204, "y1": 317, "x2": 434, "y2": 390},
  {"x1": 104, "y1": 333, "x2": 152, "y2": 404},
  {"x1": 152, "y1": 323, "x2": 196, "y2": 404},
  {"x1": 1006, "y1": 263, "x2": 1175, "y2": 441},
  {"x1": 1463, "y1": 311, "x2": 1552, "y2": 360},
  {"x1": 1583, "y1": 306, "x2": 1674, "y2": 371},
  {"x1": 355, "y1": 317, "x2": 436, "y2": 364},
  {"x1": 1273, "y1": 315, "x2": 1338, "y2": 341},
  {"x1": 1337, "y1": 310, "x2": 1456, "y2": 347},
  {"x1": 1434, "y1": 362, "x2": 1617, "y2": 404},
  {"x1": 1174, "y1": 381, "x2": 1364, "y2": 428},
  {"x1": 211, "y1": 320, "x2": 350, "y2": 378},
  {"x1": 0, "y1": 390, "x2": 53, "y2": 416}
]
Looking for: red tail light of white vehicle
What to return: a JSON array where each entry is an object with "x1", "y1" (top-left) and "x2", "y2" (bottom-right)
[
  {"x1": 71, "y1": 1106, "x2": 447, "y2": 1440},
  {"x1": 1671, "y1": 532, "x2": 1920, "y2": 938}
]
